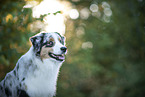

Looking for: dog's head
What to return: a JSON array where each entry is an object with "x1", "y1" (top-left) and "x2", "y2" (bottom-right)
[{"x1": 30, "y1": 32, "x2": 67, "y2": 62}]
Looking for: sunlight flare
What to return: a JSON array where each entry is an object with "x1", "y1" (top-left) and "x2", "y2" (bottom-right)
[{"x1": 26, "y1": 0, "x2": 71, "y2": 35}]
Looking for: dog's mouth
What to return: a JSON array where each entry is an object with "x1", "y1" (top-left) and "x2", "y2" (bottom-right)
[{"x1": 48, "y1": 52, "x2": 65, "y2": 61}]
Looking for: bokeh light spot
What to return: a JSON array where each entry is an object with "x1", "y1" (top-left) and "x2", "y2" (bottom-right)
[
  {"x1": 69, "y1": 9, "x2": 79, "y2": 19},
  {"x1": 90, "y1": 4, "x2": 98, "y2": 12}
]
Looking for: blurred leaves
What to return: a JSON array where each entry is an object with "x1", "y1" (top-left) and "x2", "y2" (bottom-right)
[
  {"x1": 38, "y1": 11, "x2": 62, "y2": 21},
  {"x1": 0, "y1": 0, "x2": 36, "y2": 79},
  {"x1": 58, "y1": 0, "x2": 145, "y2": 97}
]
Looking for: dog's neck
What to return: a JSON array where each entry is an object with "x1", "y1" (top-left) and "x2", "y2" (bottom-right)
[
  {"x1": 23, "y1": 46, "x2": 63, "y2": 97},
  {"x1": 27, "y1": 46, "x2": 63, "y2": 80}
]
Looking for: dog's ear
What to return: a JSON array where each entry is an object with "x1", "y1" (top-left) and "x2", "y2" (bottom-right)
[
  {"x1": 30, "y1": 33, "x2": 45, "y2": 56},
  {"x1": 30, "y1": 36, "x2": 36, "y2": 46},
  {"x1": 30, "y1": 35, "x2": 41, "y2": 47}
]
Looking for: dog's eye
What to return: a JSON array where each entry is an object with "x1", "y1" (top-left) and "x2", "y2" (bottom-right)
[
  {"x1": 46, "y1": 41, "x2": 54, "y2": 47},
  {"x1": 49, "y1": 41, "x2": 53, "y2": 45}
]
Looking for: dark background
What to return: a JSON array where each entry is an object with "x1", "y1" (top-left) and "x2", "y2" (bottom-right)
[{"x1": 0, "y1": 0, "x2": 145, "y2": 97}]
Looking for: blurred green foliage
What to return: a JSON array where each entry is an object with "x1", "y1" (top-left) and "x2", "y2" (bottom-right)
[
  {"x1": 0, "y1": 0, "x2": 145, "y2": 97},
  {"x1": 58, "y1": 0, "x2": 145, "y2": 97},
  {"x1": 0, "y1": 0, "x2": 34, "y2": 78},
  {"x1": 0, "y1": 0, "x2": 43, "y2": 79}
]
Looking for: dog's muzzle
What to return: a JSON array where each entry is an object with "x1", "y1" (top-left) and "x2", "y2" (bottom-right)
[{"x1": 49, "y1": 47, "x2": 67, "y2": 61}]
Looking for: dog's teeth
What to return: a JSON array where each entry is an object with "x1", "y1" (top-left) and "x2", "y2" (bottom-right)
[{"x1": 49, "y1": 53, "x2": 65, "y2": 61}]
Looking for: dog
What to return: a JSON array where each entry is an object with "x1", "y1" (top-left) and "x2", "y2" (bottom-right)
[{"x1": 0, "y1": 32, "x2": 67, "y2": 97}]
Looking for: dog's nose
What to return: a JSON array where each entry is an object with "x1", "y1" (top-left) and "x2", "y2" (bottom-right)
[{"x1": 60, "y1": 47, "x2": 67, "y2": 53}]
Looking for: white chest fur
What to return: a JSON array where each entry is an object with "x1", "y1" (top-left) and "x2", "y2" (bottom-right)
[{"x1": 24, "y1": 58, "x2": 62, "y2": 97}]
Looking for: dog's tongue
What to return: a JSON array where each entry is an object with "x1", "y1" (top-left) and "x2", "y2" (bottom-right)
[
  {"x1": 49, "y1": 52, "x2": 65, "y2": 61},
  {"x1": 57, "y1": 55, "x2": 64, "y2": 60}
]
